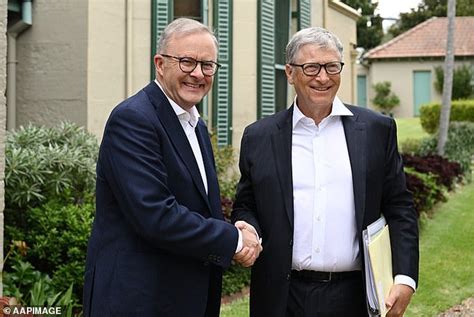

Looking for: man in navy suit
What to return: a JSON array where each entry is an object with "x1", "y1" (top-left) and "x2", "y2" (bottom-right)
[
  {"x1": 83, "y1": 18, "x2": 261, "y2": 317},
  {"x1": 232, "y1": 27, "x2": 418, "y2": 317}
]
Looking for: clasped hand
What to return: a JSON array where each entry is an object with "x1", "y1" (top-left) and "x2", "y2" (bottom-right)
[{"x1": 233, "y1": 221, "x2": 263, "y2": 267}]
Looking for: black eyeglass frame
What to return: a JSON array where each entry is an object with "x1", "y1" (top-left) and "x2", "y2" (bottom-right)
[
  {"x1": 160, "y1": 54, "x2": 221, "y2": 76},
  {"x1": 289, "y1": 61, "x2": 345, "y2": 76}
]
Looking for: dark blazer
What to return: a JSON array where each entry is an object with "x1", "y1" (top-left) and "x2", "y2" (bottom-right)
[
  {"x1": 232, "y1": 104, "x2": 419, "y2": 317},
  {"x1": 83, "y1": 82, "x2": 238, "y2": 317}
]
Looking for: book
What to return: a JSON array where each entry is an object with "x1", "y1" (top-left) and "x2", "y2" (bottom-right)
[{"x1": 363, "y1": 215, "x2": 393, "y2": 317}]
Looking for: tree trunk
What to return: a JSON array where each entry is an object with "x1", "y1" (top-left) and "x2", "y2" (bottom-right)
[{"x1": 437, "y1": 0, "x2": 456, "y2": 155}]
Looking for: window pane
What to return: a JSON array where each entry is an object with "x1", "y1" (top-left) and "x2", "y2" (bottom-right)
[{"x1": 174, "y1": 0, "x2": 201, "y2": 21}]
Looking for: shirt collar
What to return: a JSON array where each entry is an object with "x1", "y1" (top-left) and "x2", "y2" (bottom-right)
[
  {"x1": 292, "y1": 95, "x2": 353, "y2": 129},
  {"x1": 155, "y1": 79, "x2": 200, "y2": 127}
]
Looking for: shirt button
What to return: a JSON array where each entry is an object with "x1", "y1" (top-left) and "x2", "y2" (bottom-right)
[{"x1": 315, "y1": 247, "x2": 320, "y2": 253}]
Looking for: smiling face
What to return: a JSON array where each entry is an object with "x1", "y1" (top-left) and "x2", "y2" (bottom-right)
[
  {"x1": 285, "y1": 44, "x2": 341, "y2": 117},
  {"x1": 154, "y1": 31, "x2": 217, "y2": 110}
]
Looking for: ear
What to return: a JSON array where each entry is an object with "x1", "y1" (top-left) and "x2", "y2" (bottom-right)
[
  {"x1": 285, "y1": 64, "x2": 294, "y2": 85},
  {"x1": 154, "y1": 54, "x2": 165, "y2": 77}
]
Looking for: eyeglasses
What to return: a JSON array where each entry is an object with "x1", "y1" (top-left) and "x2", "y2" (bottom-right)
[
  {"x1": 160, "y1": 54, "x2": 221, "y2": 76},
  {"x1": 289, "y1": 61, "x2": 344, "y2": 76}
]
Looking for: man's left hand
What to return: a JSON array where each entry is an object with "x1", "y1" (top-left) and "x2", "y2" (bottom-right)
[{"x1": 385, "y1": 284, "x2": 414, "y2": 317}]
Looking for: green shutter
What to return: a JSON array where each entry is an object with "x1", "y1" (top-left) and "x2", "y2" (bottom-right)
[
  {"x1": 298, "y1": 0, "x2": 311, "y2": 29},
  {"x1": 258, "y1": 0, "x2": 275, "y2": 118},
  {"x1": 151, "y1": 0, "x2": 172, "y2": 79},
  {"x1": 213, "y1": 0, "x2": 233, "y2": 146}
]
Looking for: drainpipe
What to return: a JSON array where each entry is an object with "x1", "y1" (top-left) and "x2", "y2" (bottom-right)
[{"x1": 7, "y1": 0, "x2": 33, "y2": 130}]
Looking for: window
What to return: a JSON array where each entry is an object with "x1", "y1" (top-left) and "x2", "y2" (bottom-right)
[{"x1": 174, "y1": 0, "x2": 201, "y2": 21}]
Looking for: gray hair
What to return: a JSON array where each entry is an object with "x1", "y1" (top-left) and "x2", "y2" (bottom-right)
[
  {"x1": 157, "y1": 18, "x2": 218, "y2": 53},
  {"x1": 286, "y1": 27, "x2": 343, "y2": 64}
]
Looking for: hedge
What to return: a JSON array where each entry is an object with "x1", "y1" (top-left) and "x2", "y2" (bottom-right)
[{"x1": 419, "y1": 99, "x2": 474, "y2": 134}]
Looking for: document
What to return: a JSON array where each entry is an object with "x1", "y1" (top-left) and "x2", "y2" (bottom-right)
[{"x1": 363, "y1": 216, "x2": 393, "y2": 317}]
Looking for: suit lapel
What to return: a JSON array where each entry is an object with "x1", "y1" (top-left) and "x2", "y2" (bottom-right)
[
  {"x1": 144, "y1": 83, "x2": 210, "y2": 209},
  {"x1": 195, "y1": 121, "x2": 222, "y2": 220},
  {"x1": 342, "y1": 110, "x2": 367, "y2": 233},
  {"x1": 271, "y1": 107, "x2": 295, "y2": 228}
]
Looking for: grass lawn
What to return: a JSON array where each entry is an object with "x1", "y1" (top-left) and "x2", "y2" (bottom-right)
[
  {"x1": 221, "y1": 182, "x2": 474, "y2": 317},
  {"x1": 406, "y1": 181, "x2": 474, "y2": 316},
  {"x1": 395, "y1": 117, "x2": 429, "y2": 143}
]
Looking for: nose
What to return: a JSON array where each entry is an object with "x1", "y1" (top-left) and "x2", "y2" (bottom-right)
[{"x1": 315, "y1": 67, "x2": 330, "y2": 82}]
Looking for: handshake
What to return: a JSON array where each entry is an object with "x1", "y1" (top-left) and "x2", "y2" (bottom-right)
[{"x1": 233, "y1": 221, "x2": 263, "y2": 267}]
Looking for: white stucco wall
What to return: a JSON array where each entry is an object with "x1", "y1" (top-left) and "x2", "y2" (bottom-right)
[
  {"x1": 368, "y1": 60, "x2": 437, "y2": 117},
  {"x1": 325, "y1": 1, "x2": 359, "y2": 105},
  {"x1": 365, "y1": 59, "x2": 472, "y2": 117},
  {"x1": 87, "y1": 0, "x2": 151, "y2": 139},
  {"x1": 232, "y1": 0, "x2": 258, "y2": 147}
]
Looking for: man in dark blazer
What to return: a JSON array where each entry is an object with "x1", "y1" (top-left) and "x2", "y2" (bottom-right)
[
  {"x1": 83, "y1": 18, "x2": 261, "y2": 317},
  {"x1": 232, "y1": 27, "x2": 419, "y2": 317}
]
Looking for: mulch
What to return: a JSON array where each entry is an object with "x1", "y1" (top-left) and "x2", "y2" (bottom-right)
[
  {"x1": 221, "y1": 287, "x2": 249, "y2": 305},
  {"x1": 438, "y1": 297, "x2": 474, "y2": 317}
]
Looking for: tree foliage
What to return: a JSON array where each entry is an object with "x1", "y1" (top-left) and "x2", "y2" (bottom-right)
[
  {"x1": 434, "y1": 65, "x2": 474, "y2": 100},
  {"x1": 389, "y1": 0, "x2": 474, "y2": 38},
  {"x1": 341, "y1": 0, "x2": 384, "y2": 50}
]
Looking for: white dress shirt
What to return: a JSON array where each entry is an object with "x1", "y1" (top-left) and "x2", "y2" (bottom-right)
[
  {"x1": 155, "y1": 80, "x2": 245, "y2": 253},
  {"x1": 291, "y1": 96, "x2": 358, "y2": 272},
  {"x1": 291, "y1": 96, "x2": 416, "y2": 290},
  {"x1": 155, "y1": 80, "x2": 208, "y2": 193}
]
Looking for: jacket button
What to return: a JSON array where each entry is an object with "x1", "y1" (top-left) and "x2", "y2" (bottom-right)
[
  {"x1": 286, "y1": 273, "x2": 291, "y2": 280},
  {"x1": 289, "y1": 239, "x2": 293, "y2": 247}
]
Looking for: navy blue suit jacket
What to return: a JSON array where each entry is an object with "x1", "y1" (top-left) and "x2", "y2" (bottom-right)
[
  {"x1": 83, "y1": 82, "x2": 238, "y2": 317},
  {"x1": 232, "y1": 105, "x2": 419, "y2": 317}
]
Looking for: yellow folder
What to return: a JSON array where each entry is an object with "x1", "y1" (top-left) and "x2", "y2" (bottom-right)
[{"x1": 363, "y1": 216, "x2": 394, "y2": 317}]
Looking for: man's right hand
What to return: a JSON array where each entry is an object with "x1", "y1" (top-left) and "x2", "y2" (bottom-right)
[{"x1": 233, "y1": 221, "x2": 263, "y2": 267}]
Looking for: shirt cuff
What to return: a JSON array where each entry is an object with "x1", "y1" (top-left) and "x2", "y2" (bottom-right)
[
  {"x1": 394, "y1": 274, "x2": 416, "y2": 292},
  {"x1": 235, "y1": 228, "x2": 243, "y2": 253}
]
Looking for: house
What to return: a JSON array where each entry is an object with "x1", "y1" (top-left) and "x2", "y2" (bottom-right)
[
  {"x1": 359, "y1": 16, "x2": 474, "y2": 117},
  {"x1": 7, "y1": 0, "x2": 359, "y2": 147}
]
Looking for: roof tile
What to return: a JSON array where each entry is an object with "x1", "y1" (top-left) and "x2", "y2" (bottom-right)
[{"x1": 365, "y1": 17, "x2": 474, "y2": 59}]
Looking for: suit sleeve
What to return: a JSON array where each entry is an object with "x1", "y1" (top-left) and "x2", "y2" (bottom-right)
[
  {"x1": 381, "y1": 118, "x2": 419, "y2": 284},
  {"x1": 231, "y1": 128, "x2": 262, "y2": 236},
  {"x1": 99, "y1": 105, "x2": 238, "y2": 268}
]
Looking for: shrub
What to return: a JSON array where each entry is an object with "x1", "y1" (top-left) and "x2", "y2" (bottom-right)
[
  {"x1": 419, "y1": 100, "x2": 474, "y2": 134},
  {"x1": 4, "y1": 122, "x2": 99, "y2": 307},
  {"x1": 211, "y1": 134, "x2": 239, "y2": 221},
  {"x1": 404, "y1": 168, "x2": 446, "y2": 215},
  {"x1": 418, "y1": 122, "x2": 474, "y2": 176},
  {"x1": 4, "y1": 201, "x2": 94, "y2": 306},
  {"x1": 222, "y1": 264, "x2": 251, "y2": 296},
  {"x1": 2, "y1": 257, "x2": 74, "y2": 315},
  {"x1": 399, "y1": 138, "x2": 423, "y2": 155},
  {"x1": 5, "y1": 122, "x2": 98, "y2": 210},
  {"x1": 372, "y1": 81, "x2": 400, "y2": 114},
  {"x1": 402, "y1": 154, "x2": 463, "y2": 190},
  {"x1": 434, "y1": 65, "x2": 474, "y2": 99}
]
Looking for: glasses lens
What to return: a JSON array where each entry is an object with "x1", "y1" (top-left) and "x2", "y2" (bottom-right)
[
  {"x1": 303, "y1": 64, "x2": 321, "y2": 76},
  {"x1": 179, "y1": 58, "x2": 198, "y2": 72},
  {"x1": 325, "y1": 62, "x2": 342, "y2": 74},
  {"x1": 201, "y1": 62, "x2": 217, "y2": 75}
]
